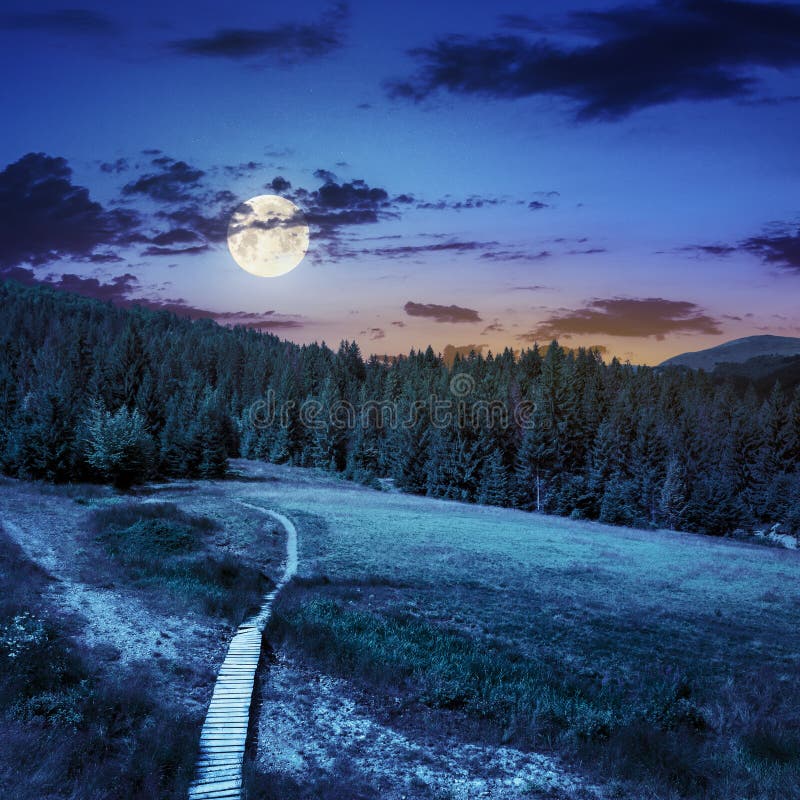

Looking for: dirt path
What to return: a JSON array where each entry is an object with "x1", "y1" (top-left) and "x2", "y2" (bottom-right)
[{"x1": 1, "y1": 512, "x2": 192, "y2": 668}]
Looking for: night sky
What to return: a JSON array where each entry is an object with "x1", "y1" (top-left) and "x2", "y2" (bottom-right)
[{"x1": 2, "y1": 0, "x2": 799, "y2": 365}]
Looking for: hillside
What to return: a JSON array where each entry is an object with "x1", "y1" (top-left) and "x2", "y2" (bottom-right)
[
  {"x1": 1, "y1": 278, "x2": 800, "y2": 541},
  {"x1": 660, "y1": 335, "x2": 800, "y2": 371},
  {"x1": 3, "y1": 462, "x2": 800, "y2": 799}
]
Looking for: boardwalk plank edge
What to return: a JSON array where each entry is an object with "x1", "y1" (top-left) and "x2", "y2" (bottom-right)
[{"x1": 188, "y1": 507, "x2": 297, "y2": 800}]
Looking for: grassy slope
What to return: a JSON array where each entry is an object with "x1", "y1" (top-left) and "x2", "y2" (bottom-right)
[{"x1": 230, "y1": 461, "x2": 800, "y2": 799}]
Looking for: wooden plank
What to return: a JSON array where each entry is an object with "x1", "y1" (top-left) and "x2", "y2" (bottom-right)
[{"x1": 189, "y1": 507, "x2": 298, "y2": 800}]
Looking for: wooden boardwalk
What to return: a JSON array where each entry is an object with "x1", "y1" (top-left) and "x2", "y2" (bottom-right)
[{"x1": 188, "y1": 507, "x2": 297, "y2": 800}]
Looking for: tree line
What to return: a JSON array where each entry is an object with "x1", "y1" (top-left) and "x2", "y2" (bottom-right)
[{"x1": 1, "y1": 280, "x2": 798, "y2": 537}]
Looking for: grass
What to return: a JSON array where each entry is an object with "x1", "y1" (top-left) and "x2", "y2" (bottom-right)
[
  {"x1": 0, "y1": 529, "x2": 199, "y2": 799},
  {"x1": 272, "y1": 588, "x2": 800, "y2": 798},
  {"x1": 237, "y1": 462, "x2": 800, "y2": 799},
  {"x1": 89, "y1": 502, "x2": 270, "y2": 623}
]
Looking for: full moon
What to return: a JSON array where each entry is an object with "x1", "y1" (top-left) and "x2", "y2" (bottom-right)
[{"x1": 227, "y1": 194, "x2": 310, "y2": 278}]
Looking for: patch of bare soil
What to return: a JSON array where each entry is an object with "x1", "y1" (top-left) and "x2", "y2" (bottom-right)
[
  {"x1": 254, "y1": 649, "x2": 604, "y2": 800},
  {"x1": 0, "y1": 477, "x2": 286, "y2": 716}
]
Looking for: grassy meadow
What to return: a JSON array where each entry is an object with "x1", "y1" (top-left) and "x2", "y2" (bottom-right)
[{"x1": 228, "y1": 461, "x2": 800, "y2": 799}]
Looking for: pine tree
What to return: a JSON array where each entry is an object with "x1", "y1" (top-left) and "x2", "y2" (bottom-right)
[
  {"x1": 477, "y1": 448, "x2": 508, "y2": 506},
  {"x1": 84, "y1": 402, "x2": 155, "y2": 488},
  {"x1": 658, "y1": 456, "x2": 688, "y2": 529}
]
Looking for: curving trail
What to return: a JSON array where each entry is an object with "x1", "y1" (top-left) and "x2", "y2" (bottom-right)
[{"x1": 188, "y1": 506, "x2": 297, "y2": 800}]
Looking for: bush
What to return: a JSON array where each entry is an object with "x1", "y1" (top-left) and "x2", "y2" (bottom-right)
[{"x1": 90, "y1": 503, "x2": 268, "y2": 623}]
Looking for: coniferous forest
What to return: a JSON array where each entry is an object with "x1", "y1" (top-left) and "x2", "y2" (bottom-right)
[{"x1": 2, "y1": 279, "x2": 799, "y2": 538}]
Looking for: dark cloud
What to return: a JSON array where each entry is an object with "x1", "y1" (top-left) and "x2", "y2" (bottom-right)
[
  {"x1": 565, "y1": 246, "x2": 607, "y2": 255},
  {"x1": 368, "y1": 327, "x2": 386, "y2": 340},
  {"x1": 519, "y1": 297, "x2": 722, "y2": 341},
  {"x1": 291, "y1": 176, "x2": 398, "y2": 240},
  {"x1": 0, "y1": 9, "x2": 117, "y2": 36},
  {"x1": 313, "y1": 168, "x2": 338, "y2": 183},
  {"x1": 388, "y1": 0, "x2": 800, "y2": 119},
  {"x1": 222, "y1": 161, "x2": 263, "y2": 178},
  {"x1": 681, "y1": 243, "x2": 739, "y2": 257},
  {"x1": 0, "y1": 265, "x2": 303, "y2": 331},
  {"x1": 0, "y1": 153, "x2": 140, "y2": 269},
  {"x1": 479, "y1": 248, "x2": 551, "y2": 262},
  {"x1": 365, "y1": 240, "x2": 491, "y2": 259},
  {"x1": 742, "y1": 228, "x2": 800, "y2": 271},
  {"x1": 74, "y1": 252, "x2": 125, "y2": 264},
  {"x1": 99, "y1": 158, "x2": 129, "y2": 174},
  {"x1": 149, "y1": 228, "x2": 203, "y2": 247},
  {"x1": 50, "y1": 272, "x2": 139, "y2": 302},
  {"x1": 391, "y1": 320, "x2": 406, "y2": 327},
  {"x1": 404, "y1": 301, "x2": 482, "y2": 324},
  {"x1": 685, "y1": 223, "x2": 800, "y2": 271},
  {"x1": 153, "y1": 205, "x2": 232, "y2": 245},
  {"x1": 270, "y1": 176, "x2": 292, "y2": 192},
  {"x1": 122, "y1": 157, "x2": 205, "y2": 203},
  {"x1": 415, "y1": 194, "x2": 506, "y2": 211},
  {"x1": 141, "y1": 244, "x2": 211, "y2": 257},
  {"x1": 510, "y1": 284, "x2": 551, "y2": 291},
  {"x1": 528, "y1": 200, "x2": 548, "y2": 210},
  {"x1": 169, "y1": 3, "x2": 348, "y2": 63}
]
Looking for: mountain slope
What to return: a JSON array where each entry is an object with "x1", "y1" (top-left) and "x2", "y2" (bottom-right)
[{"x1": 659, "y1": 335, "x2": 800, "y2": 371}]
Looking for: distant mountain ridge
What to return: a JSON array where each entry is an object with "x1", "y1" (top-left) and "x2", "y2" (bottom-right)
[{"x1": 659, "y1": 335, "x2": 800, "y2": 371}]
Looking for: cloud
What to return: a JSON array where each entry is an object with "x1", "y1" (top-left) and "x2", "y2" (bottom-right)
[
  {"x1": 99, "y1": 158, "x2": 129, "y2": 174},
  {"x1": 0, "y1": 265, "x2": 303, "y2": 331},
  {"x1": 510, "y1": 284, "x2": 551, "y2": 291},
  {"x1": 415, "y1": 194, "x2": 508, "y2": 211},
  {"x1": 49, "y1": 272, "x2": 140, "y2": 302},
  {"x1": 0, "y1": 152, "x2": 140, "y2": 269},
  {"x1": 169, "y1": 3, "x2": 348, "y2": 63},
  {"x1": 221, "y1": 160, "x2": 263, "y2": 178},
  {"x1": 368, "y1": 327, "x2": 386, "y2": 340},
  {"x1": 519, "y1": 297, "x2": 722, "y2": 341},
  {"x1": 479, "y1": 248, "x2": 551, "y2": 262},
  {"x1": 681, "y1": 243, "x2": 739, "y2": 257},
  {"x1": 363, "y1": 240, "x2": 492, "y2": 259},
  {"x1": 122, "y1": 157, "x2": 205, "y2": 203},
  {"x1": 141, "y1": 244, "x2": 211, "y2": 257},
  {"x1": 154, "y1": 204, "x2": 232, "y2": 245},
  {"x1": 0, "y1": 9, "x2": 117, "y2": 36},
  {"x1": 685, "y1": 223, "x2": 800, "y2": 271},
  {"x1": 270, "y1": 176, "x2": 292, "y2": 192},
  {"x1": 391, "y1": 320, "x2": 406, "y2": 327},
  {"x1": 404, "y1": 301, "x2": 482, "y2": 324},
  {"x1": 481, "y1": 320, "x2": 506, "y2": 335},
  {"x1": 742, "y1": 227, "x2": 800, "y2": 271},
  {"x1": 387, "y1": 0, "x2": 800, "y2": 119}
]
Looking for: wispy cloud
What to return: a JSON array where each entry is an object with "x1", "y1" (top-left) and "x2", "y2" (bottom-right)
[
  {"x1": 404, "y1": 301, "x2": 482, "y2": 323},
  {"x1": 169, "y1": 3, "x2": 348, "y2": 64}
]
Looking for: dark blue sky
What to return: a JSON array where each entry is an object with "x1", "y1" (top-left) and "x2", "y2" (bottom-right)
[{"x1": 2, "y1": 0, "x2": 799, "y2": 363}]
